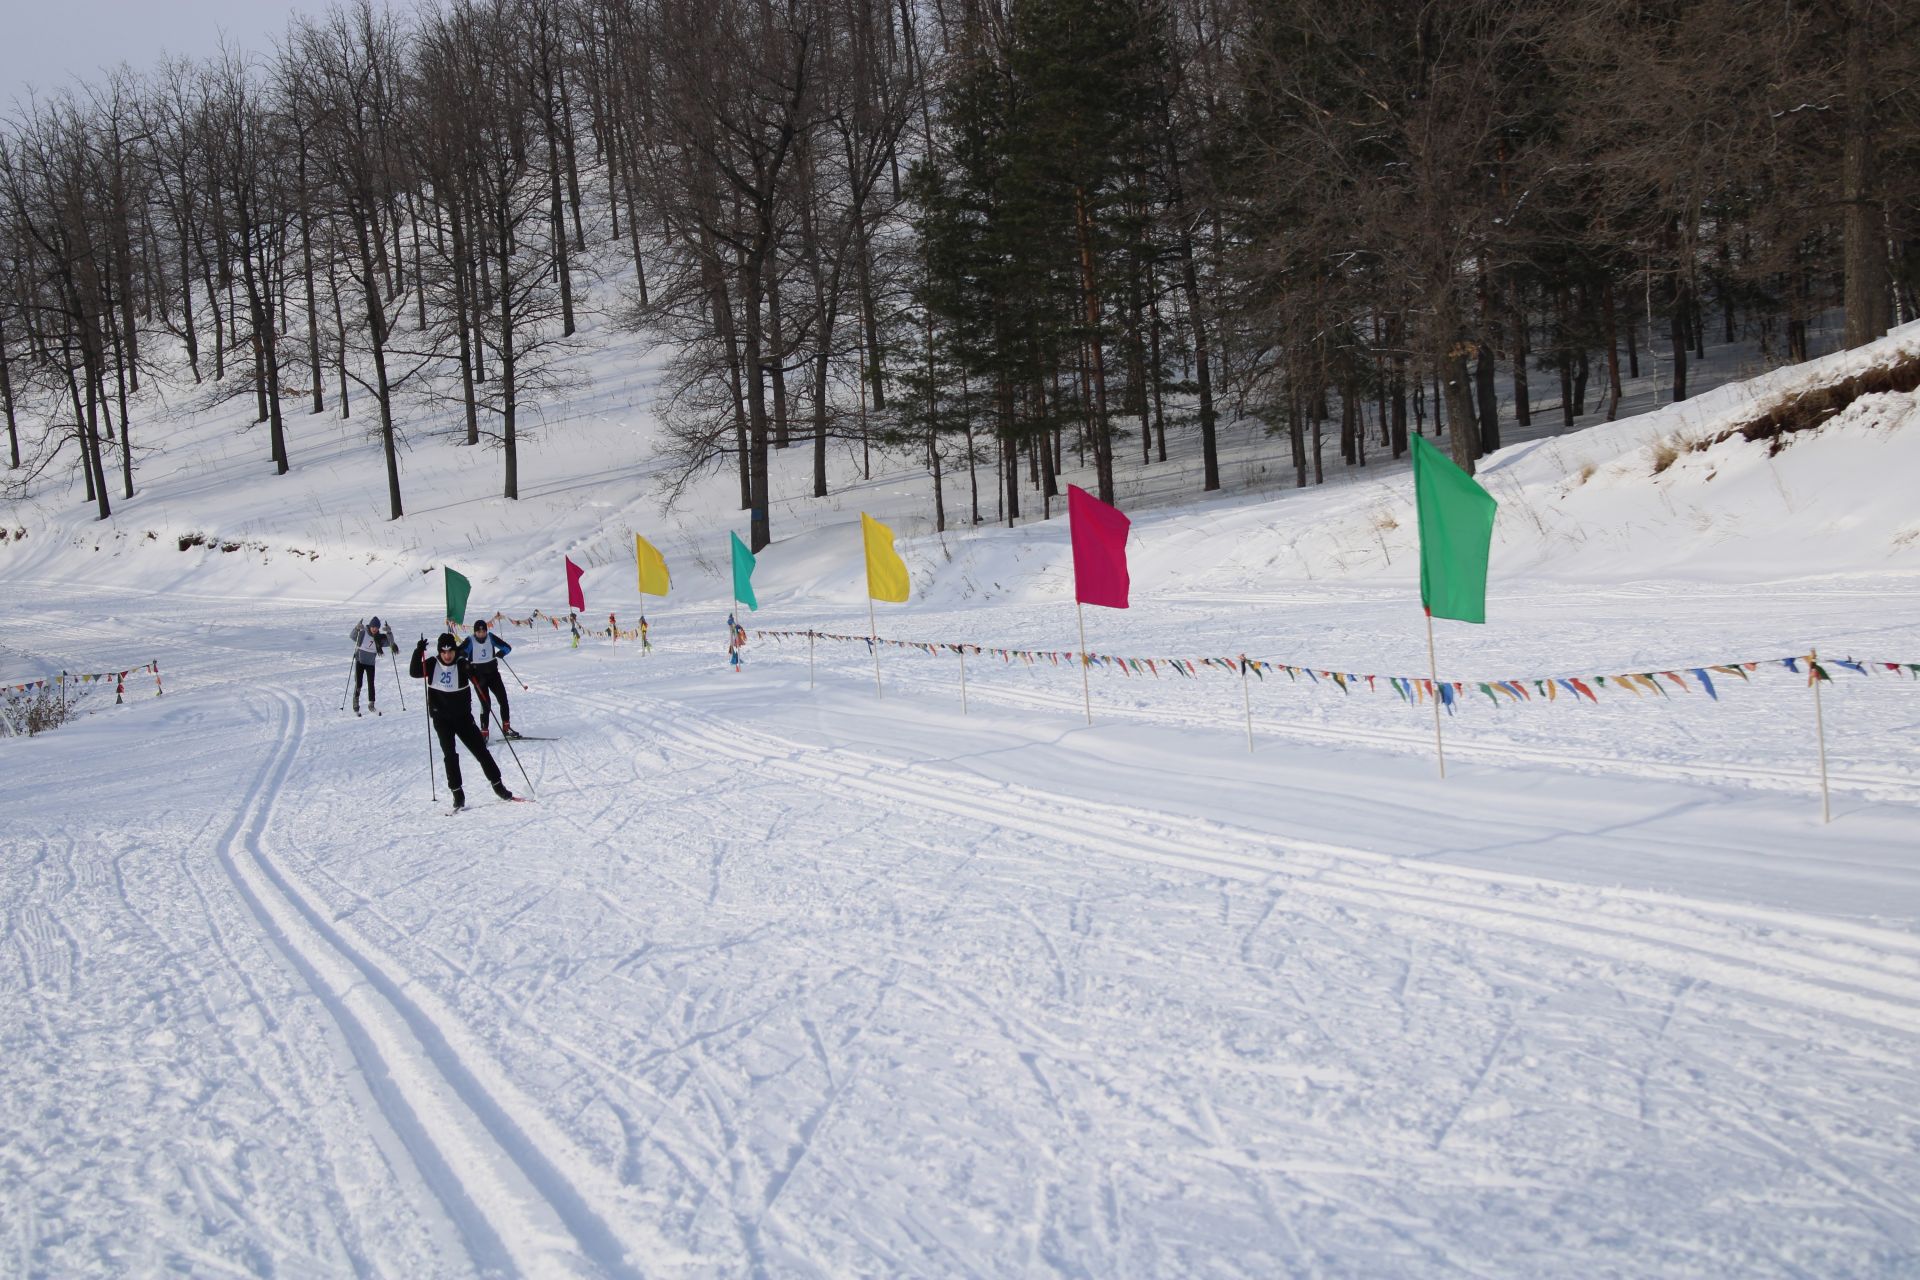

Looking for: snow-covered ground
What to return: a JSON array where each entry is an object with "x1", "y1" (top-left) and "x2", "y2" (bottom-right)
[{"x1": 4, "y1": 305, "x2": 1920, "y2": 1275}]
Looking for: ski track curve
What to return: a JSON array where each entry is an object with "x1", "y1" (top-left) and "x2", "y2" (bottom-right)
[
  {"x1": 211, "y1": 684, "x2": 655, "y2": 1280},
  {"x1": 555, "y1": 683, "x2": 1920, "y2": 1045}
]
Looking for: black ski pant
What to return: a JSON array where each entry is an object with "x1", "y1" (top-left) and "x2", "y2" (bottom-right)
[
  {"x1": 433, "y1": 712, "x2": 503, "y2": 795},
  {"x1": 353, "y1": 660, "x2": 378, "y2": 705},
  {"x1": 472, "y1": 663, "x2": 510, "y2": 731}
]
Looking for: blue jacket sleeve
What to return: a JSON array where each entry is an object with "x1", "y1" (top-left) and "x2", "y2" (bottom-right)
[
  {"x1": 495, "y1": 636, "x2": 512, "y2": 657},
  {"x1": 457, "y1": 637, "x2": 474, "y2": 662}
]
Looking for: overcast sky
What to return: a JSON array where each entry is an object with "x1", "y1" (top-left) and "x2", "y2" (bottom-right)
[{"x1": 1, "y1": 0, "x2": 329, "y2": 110}]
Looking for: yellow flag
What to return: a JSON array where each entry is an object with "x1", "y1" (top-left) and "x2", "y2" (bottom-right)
[
  {"x1": 634, "y1": 534, "x2": 670, "y2": 596},
  {"x1": 861, "y1": 513, "x2": 910, "y2": 603}
]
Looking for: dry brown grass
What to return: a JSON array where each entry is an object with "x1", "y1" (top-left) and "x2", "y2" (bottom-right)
[{"x1": 1709, "y1": 349, "x2": 1920, "y2": 457}]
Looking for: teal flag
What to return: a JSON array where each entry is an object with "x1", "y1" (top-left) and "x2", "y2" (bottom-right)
[
  {"x1": 730, "y1": 532, "x2": 758, "y2": 611},
  {"x1": 444, "y1": 567, "x2": 472, "y2": 627},
  {"x1": 1411, "y1": 435, "x2": 1497, "y2": 624}
]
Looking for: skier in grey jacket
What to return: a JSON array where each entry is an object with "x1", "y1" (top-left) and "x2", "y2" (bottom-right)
[{"x1": 349, "y1": 616, "x2": 394, "y2": 714}]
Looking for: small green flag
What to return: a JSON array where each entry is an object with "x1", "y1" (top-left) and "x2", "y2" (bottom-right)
[
  {"x1": 444, "y1": 566, "x2": 472, "y2": 627},
  {"x1": 1411, "y1": 435, "x2": 1497, "y2": 624},
  {"x1": 730, "y1": 532, "x2": 758, "y2": 611}
]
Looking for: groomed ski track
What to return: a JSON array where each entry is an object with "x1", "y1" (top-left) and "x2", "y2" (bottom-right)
[
  {"x1": 213, "y1": 688, "x2": 652, "y2": 1278},
  {"x1": 6, "y1": 582, "x2": 1920, "y2": 1276}
]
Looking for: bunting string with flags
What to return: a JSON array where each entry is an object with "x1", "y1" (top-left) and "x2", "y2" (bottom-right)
[
  {"x1": 745, "y1": 628, "x2": 1917, "y2": 712},
  {"x1": 4, "y1": 659, "x2": 164, "y2": 704},
  {"x1": 363, "y1": 606, "x2": 1920, "y2": 709},
  {"x1": 441, "y1": 609, "x2": 655, "y2": 642}
]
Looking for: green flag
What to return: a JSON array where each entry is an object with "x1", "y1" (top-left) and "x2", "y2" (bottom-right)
[
  {"x1": 444, "y1": 566, "x2": 472, "y2": 627},
  {"x1": 1411, "y1": 435, "x2": 1497, "y2": 624},
  {"x1": 730, "y1": 532, "x2": 758, "y2": 611}
]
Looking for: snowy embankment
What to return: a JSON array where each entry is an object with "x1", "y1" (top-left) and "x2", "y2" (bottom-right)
[{"x1": 3, "y1": 320, "x2": 1920, "y2": 1276}]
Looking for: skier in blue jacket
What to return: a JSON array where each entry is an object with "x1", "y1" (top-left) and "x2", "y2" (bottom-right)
[{"x1": 458, "y1": 618, "x2": 516, "y2": 739}]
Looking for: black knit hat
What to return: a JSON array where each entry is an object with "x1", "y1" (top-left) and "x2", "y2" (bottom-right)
[
  {"x1": 369, "y1": 615, "x2": 382, "y2": 629},
  {"x1": 437, "y1": 632, "x2": 458, "y2": 650}
]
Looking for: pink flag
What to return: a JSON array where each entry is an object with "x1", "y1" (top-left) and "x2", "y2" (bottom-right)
[
  {"x1": 565, "y1": 557, "x2": 586, "y2": 610},
  {"x1": 1069, "y1": 484, "x2": 1130, "y2": 609}
]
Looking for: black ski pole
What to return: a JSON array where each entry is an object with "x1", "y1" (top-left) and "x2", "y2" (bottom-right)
[
  {"x1": 497, "y1": 731, "x2": 534, "y2": 799},
  {"x1": 389, "y1": 641, "x2": 407, "y2": 709},
  {"x1": 340, "y1": 656, "x2": 356, "y2": 712},
  {"x1": 421, "y1": 636, "x2": 436, "y2": 803},
  {"x1": 500, "y1": 654, "x2": 528, "y2": 690}
]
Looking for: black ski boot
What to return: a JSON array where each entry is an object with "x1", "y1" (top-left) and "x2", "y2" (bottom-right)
[
  {"x1": 451, "y1": 788, "x2": 467, "y2": 812},
  {"x1": 492, "y1": 782, "x2": 516, "y2": 802}
]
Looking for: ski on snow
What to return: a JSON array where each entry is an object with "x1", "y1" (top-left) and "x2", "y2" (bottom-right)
[{"x1": 446, "y1": 795, "x2": 533, "y2": 816}]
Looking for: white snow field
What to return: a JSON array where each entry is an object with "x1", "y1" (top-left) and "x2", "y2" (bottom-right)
[{"x1": 4, "y1": 312, "x2": 1920, "y2": 1277}]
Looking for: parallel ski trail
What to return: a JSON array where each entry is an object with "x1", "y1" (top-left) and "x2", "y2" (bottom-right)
[
  {"x1": 211, "y1": 687, "x2": 651, "y2": 1279},
  {"x1": 566, "y1": 685, "x2": 1920, "y2": 1041}
]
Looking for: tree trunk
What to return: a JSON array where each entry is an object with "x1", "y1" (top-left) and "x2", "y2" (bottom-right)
[
  {"x1": 558, "y1": 64, "x2": 587, "y2": 252},
  {"x1": 1475, "y1": 341, "x2": 1499, "y2": 454},
  {"x1": 328, "y1": 237, "x2": 350, "y2": 418},
  {"x1": 498, "y1": 211, "x2": 518, "y2": 501},
  {"x1": 108, "y1": 315, "x2": 133, "y2": 499},
  {"x1": 1508, "y1": 283, "x2": 1530, "y2": 428},
  {"x1": 450, "y1": 197, "x2": 479, "y2": 445},
  {"x1": 1289, "y1": 385, "x2": 1307, "y2": 487},
  {"x1": 743, "y1": 248, "x2": 771, "y2": 552},
  {"x1": 855, "y1": 215, "x2": 885, "y2": 411},
  {"x1": 1390, "y1": 318, "x2": 1409, "y2": 459},
  {"x1": 1842, "y1": 0, "x2": 1889, "y2": 347},
  {"x1": 298, "y1": 145, "x2": 324, "y2": 415},
  {"x1": 1603, "y1": 284, "x2": 1622, "y2": 421},
  {"x1": 352, "y1": 200, "x2": 403, "y2": 518},
  {"x1": 1435, "y1": 294, "x2": 1481, "y2": 473},
  {"x1": 1147, "y1": 289, "x2": 1168, "y2": 464},
  {"x1": 238, "y1": 236, "x2": 287, "y2": 473},
  {"x1": 703, "y1": 240, "x2": 751, "y2": 511},
  {"x1": 178, "y1": 212, "x2": 200, "y2": 380},
  {"x1": 766, "y1": 271, "x2": 790, "y2": 450},
  {"x1": 1670, "y1": 277, "x2": 1689, "y2": 402},
  {"x1": 1161, "y1": 101, "x2": 1219, "y2": 492},
  {"x1": 1073, "y1": 187, "x2": 1115, "y2": 503},
  {"x1": 540, "y1": 38, "x2": 576, "y2": 337},
  {"x1": 0, "y1": 312, "x2": 18, "y2": 468},
  {"x1": 930, "y1": 435, "x2": 946, "y2": 533},
  {"x1": 80, "y1": 339, "x2": 111, "y2": 518}
]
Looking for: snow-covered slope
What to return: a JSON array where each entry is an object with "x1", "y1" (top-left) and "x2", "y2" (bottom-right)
[{"x1": 4, "y1": 301, "x2": 1920, "y2": 1276}]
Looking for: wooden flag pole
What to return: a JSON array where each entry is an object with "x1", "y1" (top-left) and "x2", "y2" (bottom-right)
[
  {"x1": 1425, "y1": 608, "x2": 1447, "y2": 779},
  {"x1": 1240, "y1": 655, "x2": 1255, "y2": 752},
  {"x1": 958, "y1": 645, "x2": 969, "y2": 714},
  {"x1": 1811, "y1": 647, "x2": 1831, "y2": 823},
  {"x1": 869, "y1": 594, "x2": 883, "y2": 697},
  {"x1": 1076, "y1": 601, "x2": 1092, "y2": 725}
]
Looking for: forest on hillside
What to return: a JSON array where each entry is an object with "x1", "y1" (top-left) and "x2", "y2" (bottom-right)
[{"x1": 1, "y1": 0, "x2": 1914, "y2": 547}]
